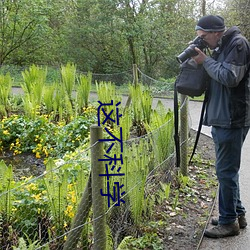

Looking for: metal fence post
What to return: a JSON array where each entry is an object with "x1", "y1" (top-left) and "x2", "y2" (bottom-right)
[
  {"x1": 91, "y1": 125, "x2": 106, "y2": 250},
  {"x1": 180, "y1": 94, "x2": 188, "y2": 176}
]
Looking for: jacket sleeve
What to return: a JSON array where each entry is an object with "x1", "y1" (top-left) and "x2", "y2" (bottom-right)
[{"x1": 203, "y1": 38, "x2": 250, "y2": 87}]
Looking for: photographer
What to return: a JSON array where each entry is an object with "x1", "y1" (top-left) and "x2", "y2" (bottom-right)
[{"x1": 192, "y1": 15, "x2": 250, "y2": 238}]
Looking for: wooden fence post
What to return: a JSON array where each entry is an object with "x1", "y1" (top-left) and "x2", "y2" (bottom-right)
[
  {"x1": 91, "y1": 125, "x2": 106, "y2": 250},
  {"x1": 63, "y1": 175, "x2": 92, "y2": 250},
  {"x1": 133, "y1": 63, "x2": 138, "y2": 86},
  {"x1": 180, "y1": 94, "x2": 188, "y2": 176},
  {"x1": 125, "y1": 64, "x2": 138, "y2": 109}
]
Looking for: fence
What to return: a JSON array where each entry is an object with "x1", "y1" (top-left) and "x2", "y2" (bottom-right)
[{"x1": 0, "y1": 65, "x2": 191, "y2": 249}]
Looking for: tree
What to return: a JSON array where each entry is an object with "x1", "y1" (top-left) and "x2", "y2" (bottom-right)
[
  {"x1": 220, "y1": 0, "x2": 250, "y2": 39},
  {"x1": 0, "y1": 0, "x2": 48, "y2": 65}
]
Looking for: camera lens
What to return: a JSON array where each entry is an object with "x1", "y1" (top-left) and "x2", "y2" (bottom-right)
[{"x1": 176, "y1": 45, "x2": 198, "y2": 63}]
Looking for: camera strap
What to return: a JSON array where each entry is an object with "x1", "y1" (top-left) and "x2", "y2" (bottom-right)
[
  {"x1": 189, "y1": 91, "x2": 208, "y2": 164},
  {"x1": 174, "y1": 85, "x2": 208, "y2": 168}
]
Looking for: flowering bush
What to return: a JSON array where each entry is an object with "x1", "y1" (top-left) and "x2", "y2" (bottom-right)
[{"x1": 0, "y1": 106, "x2": 97, "y2": 158}]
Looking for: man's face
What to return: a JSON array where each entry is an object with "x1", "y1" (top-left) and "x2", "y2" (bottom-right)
[{"x1": 196, "y1": 30, "x2": 221, "y2": 49}]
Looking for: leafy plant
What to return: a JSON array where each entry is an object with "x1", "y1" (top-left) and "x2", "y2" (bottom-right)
[
  {"x1": 124, "y1": 140, "x2": 152, "y2": 225},
  {"x1": 21, "y1": 65, "x2": 47, "y2": 118},
  {"x1": 96, "y1": 81, "x2": 122, "y2": 127},
  {"x1": 0, "y1": 161, "x2": 15, "y2": 222},
  {"x1": 43, "y1": 84, "x2": 56, "y2": 114},
  {"x1": 156, "y1": 182, "x2": 171, "y2": 204},
  {"x1": 76, "y1": 72, "x2": 92, "y2": 111},
  {"x1": 129, "y1": 84, "x2": 152, "y2": 123},
  {"x1": 0, "y1": 73, "x2": 12, "y2": 117},
  {"x1": 12, "y1": 176, "x2": 49, "y2": 241},
  {"x1": 60, "y1": 62, "x2": 76, "y2": 103},
  {"x1": 117, "y1": 233, "x2": 163, "y2": 250},
  {"x1": 145, "y1": 100, "x2": 174, "y2": 164}
]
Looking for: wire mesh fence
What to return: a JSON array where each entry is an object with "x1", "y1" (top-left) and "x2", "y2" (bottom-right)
[{"x1": 0, "y1": 65, "x2": 190, "y2": 249}]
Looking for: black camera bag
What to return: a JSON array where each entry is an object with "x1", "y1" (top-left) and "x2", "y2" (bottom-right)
[
  {"x1": 175, "y1": 58, "x2": 209, "y2": 97},
  {"x1": 174, "y1": 58, "x2": 210, "y2": 168}
]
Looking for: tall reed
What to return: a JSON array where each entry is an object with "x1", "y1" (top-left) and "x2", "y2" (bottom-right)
[
  {"x1": 0, "y1": 73, "x2": 12, "y2": 116},
  {"x1": 21, "y1": 65, "x2": 47, "y2": 118},
  {"x1": 96, "y1": 81, "x2": 122, "y2": 127},
  {"x1": 145, "y1": 100, "x2": 174, "y2": 164},
  {"x1": 43, "y1": 159, "x2": 68, "y2": 233},
  {"x1": 61, "y1": 63, "x2": 76, "y2": 102},
  {"x1": 0, "y1": 160, "x2": 14, "y2": 222},
  {"x1": 76, "y1": 72, "x2": 92, "y2": 112},
  {"x1": 129, "y1": 83, "x2": 152, "y2": 131}
]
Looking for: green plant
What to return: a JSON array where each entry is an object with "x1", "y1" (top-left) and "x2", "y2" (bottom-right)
[
  {"x1": 129, "y1": 83, "x2": 153, "y2": 128},
  {"x1": 13, "y1": 233, "x2": 49, "y2": 250},
  {"x1": 0, "y1": 161, "x2": 15, "y2": 222},
  {"x1": 21, "y1": 65, "x2": 47, "y2": 118},
  {"x1": 96, "y1": 81, "x2": 122, "y2": 127},
  {"x1": 172, "y1": 190, "x2": 180, "y2": 210},
  {"x1": 124, "y1": 140, "x2": 152, "y2": 225},
  {"x1": 0, "y1": 108, "x2": 97, "y2": 158},
  {"x1": 145, "y1": 100, "x2": 174, "y2": 164},
  {"x1": 178, "y1": 172, "x2": 193, "y2": 189},
  {"x1": 0, "y1": 73, "x2": 12, "y2": 117},
  {"x1": 60, "y1": 62, "x2": 76, "y2": 102},
  {"x1": 76, "y1": 72, "x2": 92, "y2": 111},
  {"x1": 12, "y1": 176, "x2": 49, "y2": 241},
  {"x1": 117, "y1": 233, "x2": 163, "y2": 250},
  {"x1": 43, "y1": 84, "x2": 56, "y2": 114},
  {"x1": 157, "y1": 182, "x2": 171, "y2": 203}
]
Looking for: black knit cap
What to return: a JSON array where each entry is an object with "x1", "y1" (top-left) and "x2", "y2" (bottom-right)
[{"x1": 195, "y1": 15, "x2": 225, "y2": 32}]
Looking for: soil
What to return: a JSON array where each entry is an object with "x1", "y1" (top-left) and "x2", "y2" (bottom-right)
[
  {"x1": 159, "y1": 130, "x2": 217, "y2": 250},
  {"x1": 0, "y1": 152, "x2": 45, "y2": 180}
]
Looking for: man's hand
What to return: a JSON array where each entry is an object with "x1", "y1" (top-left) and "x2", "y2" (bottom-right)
[{"x1": 192, "y1": 47, "x2": 207, "y2": 64}]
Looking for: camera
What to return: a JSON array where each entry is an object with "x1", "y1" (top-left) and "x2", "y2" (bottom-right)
[{"x1": 176, "y1": 36, "x2": 208, "y2": 64}]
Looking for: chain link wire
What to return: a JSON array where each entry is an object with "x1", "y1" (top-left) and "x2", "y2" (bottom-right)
[{"x1": 0, "y1": 68, "x2": 190, "y2": 249}]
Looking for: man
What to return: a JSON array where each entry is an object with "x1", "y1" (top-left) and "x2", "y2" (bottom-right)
[{"x1": 192, "y1": 15, "x2": 250, "y2": 238}]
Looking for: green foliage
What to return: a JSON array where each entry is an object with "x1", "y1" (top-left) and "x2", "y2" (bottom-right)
[
  {"x1": 0, "y1": 73, "x2": 12, "y2": 117},
  {"x1": 43, "y1": 159, "x2": 68, "y2": 230},
  {"x1": 145, "y1": 100, "x2": 174, "y2": 163},
  {"x1": 12, "y1": 176, "x2": 48, "y2": 240},
  {"x1": 0, "y1": 108, "x2": 97, "y2": 158},
  {"x1": 120, "y1": 139, "x2": 152, "y2": 225},
  {"x1": 0, "y1": 70, "x2": 181, "y2": 248},
  {"x1": 0, "y1": 0, "x2": 228, "y2": 77},
  {"x1": 0, "y1": 161, "x2": 14, "y2": 222},
  {"x1": 13, "y1": 235, "x2": 47, "y2": 250},
  {"x1": 76, "y1": 72, "x2": 92, "y2": 110},
  {"x1": 129, "y1": 83, "x2": 153, "y2": 125},
  {"x1": 157, "y1": 182, "x2": 171, "y2": 204},
  {"x1": 117, "y1": 233, "x2": 163, "y2": 250},
  {"x1": 21, "y1": 65, "x2": 47, "y2": 118},
  {"x1": 61, "y1": 63, "x2": 76, "y2": 101},
  {"x1": 96, "y1": 81, "x2": 122, "y2": 127},
  {"x1": 43, "y1": 85, "x2": 56, "y2": 113}
]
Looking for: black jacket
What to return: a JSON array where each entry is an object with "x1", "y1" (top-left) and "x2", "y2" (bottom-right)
[{"x1": 203, "y1": 26, "x2": 250, "y2": 128}]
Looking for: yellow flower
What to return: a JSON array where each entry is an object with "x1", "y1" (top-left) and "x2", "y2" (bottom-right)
[
  {"x1": 65, "y1": 205, "x2": 74, "y2": 218},
  {"x1": 12, "y1": 207, "x2": 17, "y2": 212},
  {"x1": 71, "y1": 195, "x2": 76, "y2": 204},
  {"x1": 36, "y1": 152, "x2": 41, "y2": 159},
  {"x1": 32, "y1": 193, "x2": 42, "y2": 201},
  {"x1": 26, "y1": 183, "x2": 37, "y2": 191},
  {"x1": 3, "y1": 130, "x2": 9, "y2": 135}
]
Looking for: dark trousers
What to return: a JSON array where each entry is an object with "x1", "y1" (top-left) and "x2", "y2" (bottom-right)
[{"x1": 211, "y1": 126, "x2": 249, "y2": 225}]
